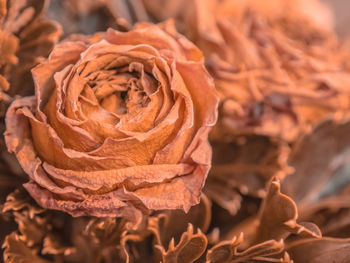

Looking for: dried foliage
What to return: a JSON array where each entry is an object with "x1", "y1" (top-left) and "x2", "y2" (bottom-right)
[
  {"x1": 48, "y1": 0, "x2": 152, "y2": 36},
  {"x1": 2, "y1": 0, "x2": 350, "y2": 263},
  {"x1": 205, "y1": 136, "x2": 291, "y2": 215},
  {"x1": 206, "y1": 233, "x2": 291, "y2": 263},
  {"x1": 157, "y1": 224, "x2": 207, "y2": 263},
  {"x1": 0, "y1": 0, "x2": 61, "y2": 117}
]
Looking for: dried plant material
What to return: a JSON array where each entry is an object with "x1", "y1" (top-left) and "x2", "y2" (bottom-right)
[
  {"x1": 0, "y1": 169, "x2": 23, "y2": 204},
  {"x1": 206, "y1": 233, "x2": 291, "y2": 263},
  {"x1": 282, "y1": 118, "x2": 350, "y2": 203},
  {"x1": 1, "y1": 174, "x2": 212, "y2": 263},
  {"x1": 48, "y1": 0, "x2": 151, "y2": 36},
  {"x1": 2, "y1": 190, "x2": 50, "y2": 251},
  {"x1": 3, "y1": 232, "x2": 50, "y2": 263},
  {"x1": 254, "y1": 178, "x2": 321, "y2": 243},
  {"x1": 4, "y1": 20, "x2": 219, "y2": 221},
  {"x1": 225, "y1": 177, "x2": 321, "y2": 248},
  {"x1": 1, "y1": 192, "x2": 212, "y2": 263},
  {"x1": 277, "y1": 118, "x2": 350, "y2": 237},
  {"x1": 204, "y1": 136, "x2": 291, "y2": 214},
  {"x1": 0, "y1": 0, "x2": 61, "y2": 118},
  {"x1": 69, "y1": 217, "x2": 142, "y2": 263},
  {"x1": 0, "y1": 31, "x2": 18, "y2": 66},
  {"x1": 286, "y1": 237, "x2": 350, "y2": 263},
  {"x1": 142, "y1": 0, "x2": 334, "y2": 33},
  {"x1": 149, "y1": 194, "x2": 211, "y2": 248},
  {"x1": 117, "y1": 194, "x2": 212, "y2": 262},
  {"x1": 2, "y1": 189, "x2": 45, "y2": 217},
  {"x1": 2, "y1": 1, "x2": 350, "y2": 263},
  {"x1": 2, "y1": 189, "x2": 146, "y2": 263},
  {"x1": 207, "y1": 10, "x2": 350, "y2": 142},
  {"x1": 298, "y1": 193, "x2": 350, "y2": 238},
  {"x1": 157, "y1": 224, "x2": 207, "y2": 263},
  {"x1": 141, "y1": 0, "x2": 350, "y2": 142}
]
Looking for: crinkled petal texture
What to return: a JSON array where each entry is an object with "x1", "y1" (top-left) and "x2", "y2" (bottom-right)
[{"x1": 4, "y1": 21, "x2": 219, "y2": 222}]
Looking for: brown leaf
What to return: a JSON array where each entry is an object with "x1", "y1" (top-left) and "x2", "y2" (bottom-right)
[
  {"x1": 149, "y1": 194, "x2": 211, "y2": 248},
  {"x1": 205, "y1": 136, "x2": 291, "y2": 215},
  {"x1": 254, "y1": 178, "x2": 321, "y2": 244},
  {"x1": 0, "y1": 0, "x2": 62, "y2": 117},
  {"x1": 157, "y1": 224, "x2": 208, "y2": 263},
  {"x1": 286, "y1": 237, "x2": 350, "y2": 263},
  {"x1": 280, "y1": 118, "x2": 350, "y2": 237},
  {"x1": 2, "y1": 232, "x2": 50, "y2": 263},
  {"x1": 224, "y1": 177, "x2": 321, "y2": 247},
  {"x1": 283, "y1": 118, "x2": 350, "y2": 203},
  {"x1": 206, "y1": 233, "x2": 291, "y2": 263},
  {"x1": 2, "y1": 192, "x2": 135, "y2": 263}
]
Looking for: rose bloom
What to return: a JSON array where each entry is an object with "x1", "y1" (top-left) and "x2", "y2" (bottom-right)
[{"x1": 5, "y1": 21, "x2": 218, "y2": 222}]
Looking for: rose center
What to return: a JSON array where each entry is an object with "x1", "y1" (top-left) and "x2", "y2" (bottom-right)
[{"x1": 84, "y1": 62, "x2": 157, "y2": 116}]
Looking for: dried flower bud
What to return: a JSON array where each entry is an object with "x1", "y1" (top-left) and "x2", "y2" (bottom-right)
[{"x1": 4, "y1": 20, "x2": 218, "y2": 221}]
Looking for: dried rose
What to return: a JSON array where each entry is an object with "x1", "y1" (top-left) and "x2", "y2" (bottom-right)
[{"x1": 4, "y1": 20, "x2": 218, "y2": 221}]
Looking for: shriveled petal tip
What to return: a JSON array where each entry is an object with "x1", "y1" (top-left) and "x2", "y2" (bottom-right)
[{"x1": 5, "y1": 21, "x2": 218, "y2": 218}]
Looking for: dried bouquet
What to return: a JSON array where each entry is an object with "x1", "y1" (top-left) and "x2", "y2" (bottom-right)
[{"x1": 1, "y1": 1, "x2": 350, "y2": 263}]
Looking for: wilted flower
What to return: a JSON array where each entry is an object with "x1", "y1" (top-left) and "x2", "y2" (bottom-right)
[{"x1": 4, "y1": 20, "x2": 218, "y2": 221}]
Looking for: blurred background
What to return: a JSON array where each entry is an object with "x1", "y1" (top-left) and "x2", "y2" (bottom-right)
[{"x1": 323, "y1": 0, "x2": 350, "y2": 37}]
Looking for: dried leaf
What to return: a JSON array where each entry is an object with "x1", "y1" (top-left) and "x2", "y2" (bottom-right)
[
  {"x1": 205, "y1": 136, "x2": 291, "y2": 214},
  {"x1": 283, "y1": 118, "x2": 350, "y2": 203},
  {"x1": 280, "y1": 118, "x2": 350, "y2": 237},
  {"x1": 0, "y1": 0, "x2": 61, "y2": 117},
  {"x1": 157, "y1": 224, "x2": 208, "y2": 263},
  {"x1": 149, "y1": 194, "x2": 211, "y2": 248},
  {"x1": 2, "y1": 191, "x2": 136, "y2": 263},
  {"x1": 225, "y1": 177, "x2": 321, "y2": 247},
  {"x1": 206, "y1": 233, "x2": 291, "y2": 263},
  {"x1": 3, "y1": 232, "x2": 50, "y2": 263},
  {"x1": 286, "y1": 237, "x2": 350, "y2": 263}
]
